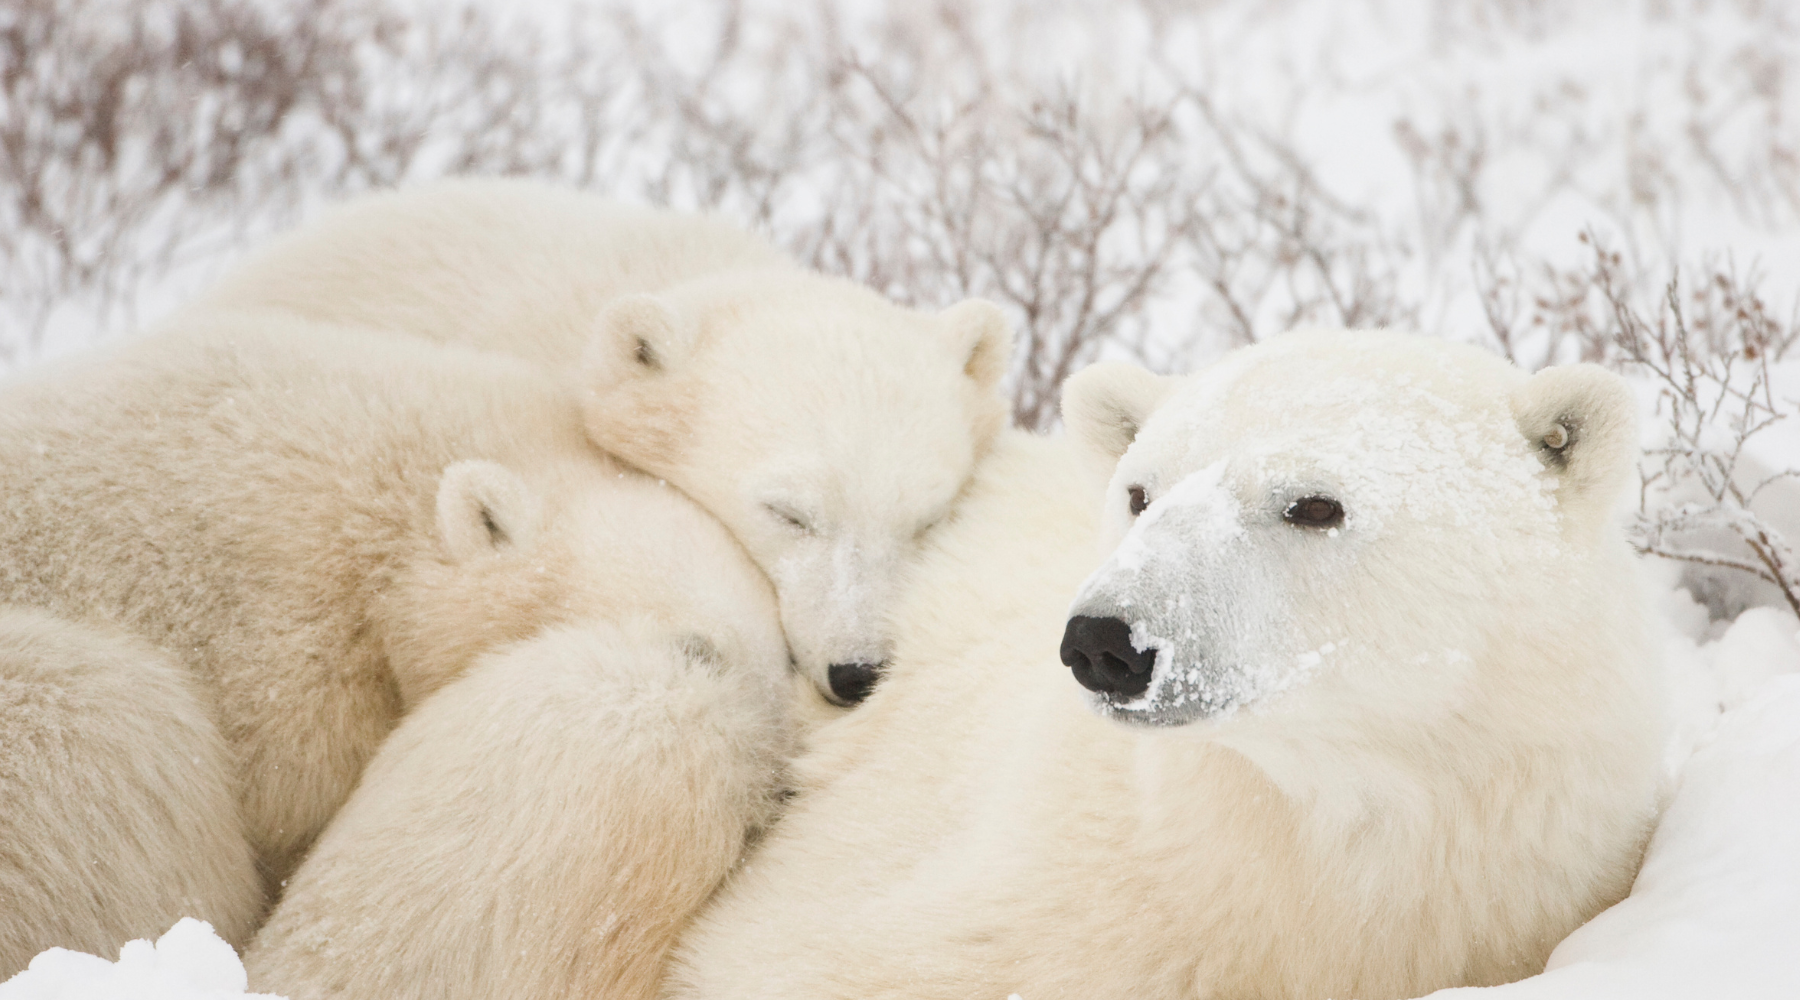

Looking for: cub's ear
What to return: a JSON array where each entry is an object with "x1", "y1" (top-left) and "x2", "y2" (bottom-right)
[
  {"x1": 1062, "y1": 361, "x2": 1182, "y2": 465},
  {"x1": 584, "y1": 294, "x2": 697, "y2": 391},
  {"x1": 938, "y1": 299, "x2": 1013, "y2": 391},
  {"x1": 436, "y1": 460, "x2": 542, "y2": 562},
  {"x1": 1509, "y1": 364, "x2": 1638, "y2": 539}
]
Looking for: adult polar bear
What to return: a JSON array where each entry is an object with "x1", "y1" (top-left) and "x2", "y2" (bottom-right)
[
  {"x1": 186, "y1": 180, "x2": 1013, "y2": 707},
  {"x1": 0, "y1": 317, "x2": 792, "y2": 976},
  {"x1": 667, "y1": 332, "x2": 1668, "y2": 999}
]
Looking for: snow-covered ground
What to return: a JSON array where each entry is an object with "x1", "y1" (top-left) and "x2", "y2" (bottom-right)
[
  {"x1": 0, "y1": 921, "x2": 278, "y2": 1000},
  {"x1": 3, "y1": 0, "x2": 1798, "y2": 996}
]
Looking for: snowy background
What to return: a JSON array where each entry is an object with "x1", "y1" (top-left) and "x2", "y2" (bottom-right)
[{"x1": 1, "y1": 0, "x2": 1797, "y2": 996}]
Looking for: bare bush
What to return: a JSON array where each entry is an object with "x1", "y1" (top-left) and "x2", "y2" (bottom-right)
[
  {"x1": 1511, "y1": 233, "x2": 1800, "y2": 617},
  {"x1": 1615, "y1": 272, "x2": 1798, "y2": 618},
  {"x1": 1177, "y1": 91, "x2": 1414, "y2": 350},
  {"x1": 0, "y1": 0, "x2": 351, "y2": 358},
  {"x1": 0, "y1": 0, "x2": 639, "y2": 360},
  {"x1": 796, "y1": 70, "x2": 1197, "y2": 428}
]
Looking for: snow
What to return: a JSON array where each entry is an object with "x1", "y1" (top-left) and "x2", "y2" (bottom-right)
[
  {"x1": 1073, "y1": 458, "x2": 1289, "y2": 724},
  {"x1": 0, "y1": 921, "x2": 281, "y2": 1000},
  {"x1": 1111, "y1": 459, "x2": 1244, "y2": 575}
]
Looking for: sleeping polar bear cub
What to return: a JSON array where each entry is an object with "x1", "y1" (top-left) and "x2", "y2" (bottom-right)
[
  {"x1": 187, "y1": 180, "x2": 1013, "y2": 707},
  {"x1": 667, "y1": 331, "x2": 1668, "y2": 1000}
]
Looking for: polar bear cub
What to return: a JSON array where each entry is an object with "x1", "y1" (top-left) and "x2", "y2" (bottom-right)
[
  {"x1": 188, "y1": 180, "x2": 1014, "y2": 707},
  {"x1": 0, "y1": 315, "x2": 790, "y2": 976},
  {"x1": 244, "y1": 617, "x2": 788, "y2": 1000},
  {"x1": 667, "y1": 331, "x2": 1668, "y2": 1000}
]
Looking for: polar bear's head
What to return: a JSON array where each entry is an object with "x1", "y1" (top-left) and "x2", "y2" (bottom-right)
[
  {"x1": 1058, "y1": 330, "x2": 1639, "y2": 729},
  {"x1": 386, "y1": 457, "x2": 791, "y2": 715},
  {"x1": 577, "y1": 272, "x2": 1012, "y2": 707}
]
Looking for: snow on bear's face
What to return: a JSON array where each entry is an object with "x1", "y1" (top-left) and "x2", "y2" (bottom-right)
[
  {"x1": 578, "y1": 272, "x2": 1012, "y2": 707},
  {"x1": 1059, "y1": 330, "x2": 1638, "y2": 729}
]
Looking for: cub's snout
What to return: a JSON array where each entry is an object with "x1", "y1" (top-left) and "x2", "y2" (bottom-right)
[{"x1": 826, "y1": 661, "x2": 883, "y2": 704}]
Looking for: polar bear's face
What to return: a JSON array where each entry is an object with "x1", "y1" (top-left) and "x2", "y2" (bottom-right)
[
  {"x1": 1059, "y1": 331, "x2": 1637, "y2": 729},
  {"x1": 579, "y1": 275, "x2": 1012, "y2": 706}
]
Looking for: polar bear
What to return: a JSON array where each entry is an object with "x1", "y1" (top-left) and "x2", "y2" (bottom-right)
[
  {"x1": 0, "y1": 312, "x2": 790, "y2": 976},
  {"x1": 241, "y1": 616, "x2": 788, "y2": 1000},
  {"x1": 186, "y1": 179, "x2": 1014, "y2": 706},
  {"x1": 665, "y1": 331, "x2": 1669, "y2": 1000}
]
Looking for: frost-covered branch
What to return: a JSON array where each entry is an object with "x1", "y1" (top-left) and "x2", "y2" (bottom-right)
[{"x1": 1562, "y1": 236, "x2": 1800, "y2": 618}]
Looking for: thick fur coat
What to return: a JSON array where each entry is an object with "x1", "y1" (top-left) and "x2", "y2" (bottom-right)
[
  {"x1": 666, "y1": 332, "x2": 1668, "y2": 1000},
  {"x1": 0, "y1": 314, "x2": 788, "y2": 977},
  {"x1": 187, "y1": 180, "x2": 1014, "y2": 707}
]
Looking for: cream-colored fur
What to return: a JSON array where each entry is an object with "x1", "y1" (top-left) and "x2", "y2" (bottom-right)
[
  {"x1": 668, "y1": 332, "x2": 1668, "y2": 1000},
  {"x1": 0, "y1": 312, "x2": 788, "y2": 976},
  {"x1": 244, "y1": 618, "x2": 790, "y2": 1000},
  {"x1": 0, "y1": 609, "x2": 259, "y2": 974},
  {"x1": 187, "y1": 179, "x2": 1014, "y2": 706}
]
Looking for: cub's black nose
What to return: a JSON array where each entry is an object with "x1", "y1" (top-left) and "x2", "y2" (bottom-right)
[
  {"x1": 1060, "y1": 615, "x2": 1155, "y2": 697},
  {"x1": 827, "y1": 662, "x2": 882, "y2": 705}
]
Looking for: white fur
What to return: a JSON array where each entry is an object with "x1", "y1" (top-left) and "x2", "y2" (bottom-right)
[
  {"x1": 0, "y1": 313, "x2": 787, "y2": 976},
  {"x1": 187, "y1": 179, "x2": 1013, "y2": 704},
  {"x1": 0, "y1": 610, "x2": 259, "y2": 974},
  {"x1": 668, "y1": 331, "x2": 1668, "y2": 999},
  {"x1": 244, "y1": 618, "x2": 791, "y2": 1000}
]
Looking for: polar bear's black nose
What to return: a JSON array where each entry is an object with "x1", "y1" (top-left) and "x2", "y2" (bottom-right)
[
  {"x1": 1061, "y1": 615, "x2": 1155, "y2": 697},
  {"x1": 827, "y1": 662, "x2": 882, "y2": 705}
]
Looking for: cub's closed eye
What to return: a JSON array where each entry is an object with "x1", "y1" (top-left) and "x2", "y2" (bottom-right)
[
  {"x1": 1128, "y1": 485, "x2": 1150, "y2": 517},
  {"x1": 763, "y1": 502, "x2": 812, "y2": 534},
  {"x1": 1284, "y1": 496, "x2": 1344, "y2": 530}
]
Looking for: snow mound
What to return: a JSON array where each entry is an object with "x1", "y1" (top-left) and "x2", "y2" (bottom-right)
[{"x1": 0, "y1": 919, "x2": 282, "y2": 1000}]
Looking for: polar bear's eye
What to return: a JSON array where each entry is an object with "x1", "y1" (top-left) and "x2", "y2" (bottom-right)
[
  {"x1": 763, "y1": 502, "x2": 813, "y2": 535},
  {"x1": 1284, "y1": 496, "x2": 1344, "y2": 530},
  {"x1": 1127, "y1": 485, "x2": 1150, "y2": 517}
]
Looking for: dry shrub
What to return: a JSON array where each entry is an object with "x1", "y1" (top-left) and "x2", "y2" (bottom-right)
[
  {"x1": 1505, "y1": 232, "x2": 1800, "y2": 617},
  {"x1": 0, "y1": 0, "x2": 352, "y2": 357}
]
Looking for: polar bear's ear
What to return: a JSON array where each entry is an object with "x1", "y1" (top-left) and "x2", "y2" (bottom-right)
[
  {"x1": 1510, "y1": 364, "x2": 1638, "y2": 538},
  {"x1": 436, "y1": 460, "x2": 542, "y2": 562},
  {"x1": 938, "y1": 299, "x2": 1013, "y2": 390},
  {"x1": 1062, "y1": 361, "x2": 1182, "y2": 464},
  {"x1": 586, "y1": 294, "x2": 698, "y2": 389}
]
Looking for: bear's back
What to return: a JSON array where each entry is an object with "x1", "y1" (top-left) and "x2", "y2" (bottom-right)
[
  {"x1": 0, "y1": 312, "x2": 601, "y2": 876},
  {"x1": 184, "y1": 179, "x2": 794, "y2": 368},
  {"x1": 0, "y1": 313, "x2": 587, "y2": 654}
]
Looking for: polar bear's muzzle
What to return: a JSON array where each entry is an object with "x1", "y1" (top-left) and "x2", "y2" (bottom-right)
[
  {"x1": 1061, "y1": 615, "x2": 1156, "y2": 697},
  {"x1": 1060, "y1": 609, "x2": 1250, "y2": 727},
  {"x1": 1062, "y1": 461, "x2": 1281, "y2": 727},
  {"x1": 1060, "y1": 609, "x2": 1240, "y2": 727}
]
